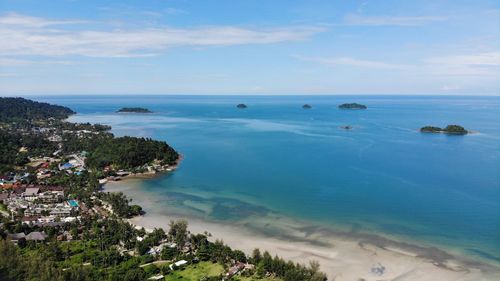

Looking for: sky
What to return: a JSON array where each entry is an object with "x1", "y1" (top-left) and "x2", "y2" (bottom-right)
[{"x1": 0, "y1": 0, "x2": 499, "y2": 95}]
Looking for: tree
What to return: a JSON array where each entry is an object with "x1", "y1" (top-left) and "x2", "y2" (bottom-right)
[
  {"x1": 123, "y1": 268, "x2": 146, "y2": 281},
  {"x1": 197, "y1": 245, "x2": 211, "y2": 261},
  {"x1": 17, "y1": 238, "x2": 27, "y2": 249},
  {"x1": 232, "y1": 249, "x2": 247, "y2": 263},
  {"x1": 135, "y1": 241, "x2": 150, "y2": 256},
  {"x1": 160, "y1": 246, "x2": 178, "y2": 261},
  {"x1": 251, "y1": 248, "x2": 261, "y2": 264},
  {"x1": 168, "y1": 220, "x2": 188, "y2": 249}
]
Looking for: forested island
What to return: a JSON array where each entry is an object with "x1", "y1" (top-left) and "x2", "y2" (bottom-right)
[
  {"x1": 338, "y1": 103, "x2": 367, "y2": 109},
  {"x1": 0, "y1": 98, "x2": 326, "y2": 281},
  {"x1": 236, "y1": 104, "x2": 247, "y2": 109},
  {"x1": 302, "y1": 104, "x2": 312, "y2": 109},
  {"x1": 420, "y1": 125, "x2": 468, "y2": 135},
  {"x1": 117, "y1": 107, "x2": 153, "y2": 113}
]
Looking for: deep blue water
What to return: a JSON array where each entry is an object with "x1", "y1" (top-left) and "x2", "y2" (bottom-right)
[{"x1": 37, "y1": 95, "x2": 500, "y2": 262}]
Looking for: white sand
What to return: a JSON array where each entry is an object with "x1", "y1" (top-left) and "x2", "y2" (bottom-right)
[{"x1": 104, "y1": 180, "x2": 500, "y2": 281}]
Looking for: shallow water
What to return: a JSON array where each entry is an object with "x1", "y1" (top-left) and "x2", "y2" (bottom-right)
[{"x1": 38, "y1": 95, "x2": 500, "y2": 262}]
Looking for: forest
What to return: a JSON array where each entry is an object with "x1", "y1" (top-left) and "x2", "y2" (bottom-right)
[
  {"x1": 85, "y1": 136, "x2": 179, "y2": 170},
  {"x1": 0, "y1": 97, "x2": 75, "y2": 121}
]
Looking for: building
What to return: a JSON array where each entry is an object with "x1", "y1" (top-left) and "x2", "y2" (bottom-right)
[
  {"x1": 7, "y1": 233, "x2": 26, "y2": 244},
  {"x1": 23, "y1": 187, "x2": 40, "y2": 201},
  {"x1": 25, "y1": 231, "x2": 48, "y2": 241},
  {"x1": 50, "y1": 203, "x2": 73, "y2": 217},
  {"x1": 38, "y1": 191, "x2": 64, "y2": 203},
  {"x1": 225, "y1": 262, "x2": 246, "y2": 279},
  {"x1": 148, "y1": 275, "x2": 164, "y2": 280},
  {"x1": 169, "y1": 260, "x2": 188, "y2": 270}
]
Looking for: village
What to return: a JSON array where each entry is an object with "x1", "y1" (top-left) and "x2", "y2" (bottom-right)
[{"x1": 0, "y1": 129, "x2": 253, "y2": 281}]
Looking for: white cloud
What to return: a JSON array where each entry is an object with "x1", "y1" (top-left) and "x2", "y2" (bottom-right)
[
  {"x1": 440, "y1": 85, "x2": 461, "y2": 91},
  {"x1": 425, "y1": 52, "x2": 500, "y2": 66},
  {"x1": 296, "y1": 55, "x2": 406, "y2": 69},
  {"x1": 344, "y1": 14, "x2": 446, "y2": 26},
  {"x1": 0, "y1": 72, "x2": 19, "y2": 78},
  {"x1": 0, "y1": 57, "x2": 73, "y2": 66},
  {"x1": 425, "y1": 51, "x2": 500, "y2": 77},
  {"x1": 0, "y1": 13, "x2": 325, "y2": 58},
  {"x1": 0, "y1": 12, "x2": 87, "y2": 27}
]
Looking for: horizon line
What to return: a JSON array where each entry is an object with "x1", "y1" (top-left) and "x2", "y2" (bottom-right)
[{"x1": 1, "y1": 93, "x2": 500, "y2": 97}]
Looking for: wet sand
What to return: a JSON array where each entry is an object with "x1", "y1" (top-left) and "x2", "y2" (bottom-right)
[{"x1": 104, "y1": 180, "x2": 500, "y2": 281}]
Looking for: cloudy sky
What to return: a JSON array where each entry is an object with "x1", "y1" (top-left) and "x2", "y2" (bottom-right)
[{"x1": 0, "y1": 0, "x2": 499, "y2": 95}]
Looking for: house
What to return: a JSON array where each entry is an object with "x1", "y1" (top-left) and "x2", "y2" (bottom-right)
[
  {"x1": 225, "y1": 262, "x2": 246, "y2": 279},
  {"x1": 33, "y1": 221, "x2": 64, "y2": 228},
  {"x1": 59, "y1": 163, "x2": 74, "y2": 170},
  {"x1": 21, "y1": 216, "x2": 40, "y2": 225},
  {"x1": 147, "y1": 243, "x2": 166, "y2": 255},
  {"x1": 147, "y1": 274, "x2": 164, "y2": 280},
  {"x1": 116, "y1": 171, "x2": 130, "y2": 177},
  {"x1": 7, "y1": 232, "x2": 26, "y2": 243},
  {"x1": 0, "y1": 193, "x2": 9, "y2": 202},
  {"x1": 169, "y1": 260, "x2": 188, "y2": 270},
  {"x1": 38, "y1": 216, "x2": 56, "y2": 223},
  {"x1": 23, "y1": 187, "x2": 40, "y2": 201},
  {"x1": 25, "y1": 231, "x2": 48, "y2": 241},
  {"x1": 38, "y1": 191, "x2": 64, "y2": 203},
  {"x1": 50, "y1": 204, "x2": 72, "y2": 217},
  {"x1": 62, "y1": 216, "x2": 77, "y2": 223},
  {"x1": 57, "y1": 231, "x2": 73, "y2": 241}
]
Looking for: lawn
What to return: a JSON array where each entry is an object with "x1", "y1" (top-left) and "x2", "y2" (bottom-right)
[
  {"x1": 166, "y1": 261, "x2": 224, "y2": 280},
  {"x1": 164, "y1": 261, "x2": 282, "y2": 281}
]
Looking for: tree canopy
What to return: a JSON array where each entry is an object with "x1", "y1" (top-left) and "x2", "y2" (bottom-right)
[
  {"x1": 85, "y1": 136, "x2": 179, "y2": 170},
  {"x1": 0, "y1": 97, "x2": 75, "y2": 121}
]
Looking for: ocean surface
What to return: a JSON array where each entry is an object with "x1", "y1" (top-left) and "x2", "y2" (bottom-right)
[{"x1": 37, "y1": 95, "x2": 500, "y2": 263}]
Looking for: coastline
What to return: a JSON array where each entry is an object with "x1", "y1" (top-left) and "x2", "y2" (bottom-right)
[
  {"x1": 104, "y1": 179, "x2": 500, "y2": 281},
  {"x1": 100, "y1": 154, "x2": 183, "y2": 183}
]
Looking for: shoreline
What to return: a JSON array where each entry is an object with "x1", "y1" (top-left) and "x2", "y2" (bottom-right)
[
  {"x1": 104, "y1": 179, "x2": 500, "y2": 281},
  {"x1": 100, "y1": 154, "x2": 183, "y2": 184}
]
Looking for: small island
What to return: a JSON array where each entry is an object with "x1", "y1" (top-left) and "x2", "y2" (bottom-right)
[
  {"x1": 338, "y1": 103, "x2": 367, "y2": 110},
  {"x1": 420, "y1": 125, "x2": 468, "y2": 135},
  {"x1": 117, "y1": 107, "x2": 153, "y2": 113},
  {"x1": 236, "y1": 103, "x2": 248, "y2": 109},
  {"x1": 302, "y1": 104, "x2": 312, "y2": 109},
  {"x1": 340, "y1": 125, "x2": 352, "y2": 130}
]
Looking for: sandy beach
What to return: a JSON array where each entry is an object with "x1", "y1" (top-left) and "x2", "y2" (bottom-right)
[{"x1": 104, "y1": 179, "x2": 500, "y2": 281}]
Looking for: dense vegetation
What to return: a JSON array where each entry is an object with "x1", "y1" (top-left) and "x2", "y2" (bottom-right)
[
  {"x1": 236, "y1": 104, "x2": 247, "y2": 109},
  {"x1": 0, "y1": 97, "x2": 75, "y2": 121},
  {"x1": 101, "y1": 192, "x2": 144, "y2": 218},
  {"x1": 85, "y1": 136, "x2": 178, "y2": 170},
  {"x1": 338, "y1": 103, "x2": 367, "y2": 109},
  {"x1": 0, "y1": 98, "x2": 178, "y2": 173},
  {"x1": 116, "y1": 107, "x2": 152, "y2": 113},
  {"x1": 420, "y1": 126, "x2": 442, "y2": 133},
  {"x1": 302, "y1": 104, "x2": 312, "y2": 109},
  {"x1": 420, "y1": 125, "x2": 468, "y2": 135},
  {"x1": 0, "y1": 129, "x2": 58, "y2": 172},
  {"x1": 0, "y1": 218, "x2": 327, "y2": 281}
]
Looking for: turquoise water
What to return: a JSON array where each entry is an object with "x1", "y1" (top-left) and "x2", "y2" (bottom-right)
[
  {"x1": 39, "y1": 95, "x2": 500, "y2": 262},
  {"x1": 68, "y1": 200, "x2": 79, "y2": 208}
]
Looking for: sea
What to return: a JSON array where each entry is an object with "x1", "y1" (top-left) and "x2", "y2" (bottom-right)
[{"x1": 36, "y1": 95, "x2": 500, "y2": 264}]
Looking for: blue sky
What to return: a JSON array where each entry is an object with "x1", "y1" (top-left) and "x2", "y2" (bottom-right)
[{"x1": 0, "y1": 0, "x2": 499, "y2": 95}]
